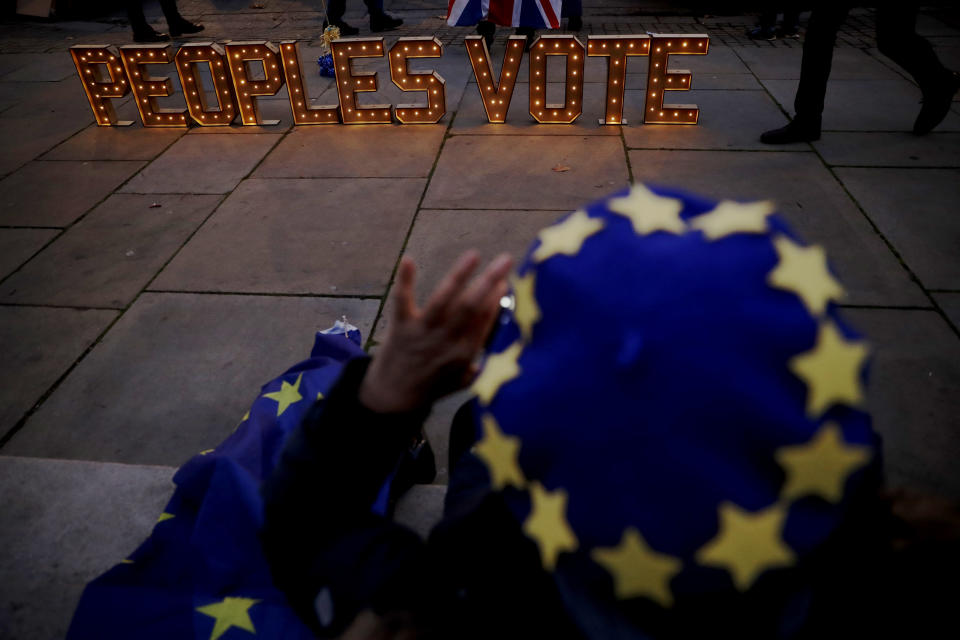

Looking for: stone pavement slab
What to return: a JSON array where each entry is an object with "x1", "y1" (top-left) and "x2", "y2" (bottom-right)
[
  {"x1": 3, "y1": 293, "x2": 379, "y2": 466},
  {"x1": 152, "y1": 177, "x2": 423, "y2": 295},
  {"x1": 255, "y1": 124, "x2": 447, "y2": 177},
  {"x1": 0, "y1": 80, "x2": 103, "y2": 176},
  {"x1": 627, "y1": 150, "x2": 927, "y2": 307},
  {"x1": 0, "y1": 160, "x2": 145, "y2": 227},
  {"x1": 452, "y1": 81, "x2": 619, "y2": 135},
  {"x1": 0, "y1": 228, "x2": 58, "y2": 280},
  {"x1": 0, "y1": 306, "x2": 116, "y2": 437},
  {"x1": 119, "y1": 133, "x2": 281, "y2": 194},
  {"x1": 845, "y1": 309, "x2": 960, "y2": 498},
  {"x1": 0, "y1": 456, "x2": 174, "y2": 640},
  {"x1": 0, "y1": 194, "x2": 221, "y2": 308},
  {"x1": 42, "y1": 125, "x2": 185, "y2": 161},
  {"x1": 814, "y1": 132, "x2": 960, "y2": 167},
  {"x1": 623, "y1": 89, "x2": 791, "y2": 150},
  {"x1": 760, "y1": 77, "x2": 960, "y2": 131},
  {"x1": 735, "y1": 46, "x2": 904, "y2": 80},
  {"x1": 423, "y1": 135, "x2": 628, "y2": 210},
  {"x1": 835, "y1": 168, "x2": 960, "y2": 291},
  {"x1": 0, "y1": 52, "x2": 78, "y2": 82},
  {"x1": 933, "y1": 294, "x2": 960, "y2": 332}
]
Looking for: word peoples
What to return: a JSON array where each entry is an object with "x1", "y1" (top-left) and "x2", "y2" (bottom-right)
[{"x1": 70, "y1": 33, "x2": 709, "y2": 129}]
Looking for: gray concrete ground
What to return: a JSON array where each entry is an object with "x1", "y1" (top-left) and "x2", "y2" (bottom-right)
[{"x1": 1, "y1": 1, "x2": 959, "y2": 638}]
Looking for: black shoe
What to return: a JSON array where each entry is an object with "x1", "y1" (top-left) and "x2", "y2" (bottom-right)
[
  {"x1": 746, "y1": 25, "x2": 777, "y2": 41},
  {"x1": 760, "y1": 117, "x2": 821, "y2": 144},
  {"x1": 567, "y1": 16, "x2": 582, "y2": 31},
  {"x1": 168, "y1": 20, "x2": 204, "y2": 37},
  {"x1": 133, "y1": 29, "x2": 170, "y2": 43},
  {"x1": 515, "y1": 26, "x2": 535, "y2": 51},
  {"x1": 370, "y1": 13, "x2": 403, "y2": 32},
  {"x1": 324, "y1": 19, "x2": 359, "y2": 36},
  {"x1": 476, "y1": 20, "x2": 495, "y2": 49},
  {"x1": 914, "y1": 71, "x2": 960, "y2": 135},
  {"x1": 777, "y1": 25, "x2": 800, "y2": 39}
]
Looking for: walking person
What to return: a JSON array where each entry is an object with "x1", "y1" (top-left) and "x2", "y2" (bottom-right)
[
  {"x1": 761, "y1": 2, "x2": 960, "y2": 143},
  {"x1": 127, "y1": 0, "x2": 203, "y2": 43},
  {"x1": 323, "y1": 0, "x2": 403, "y2": 36}
]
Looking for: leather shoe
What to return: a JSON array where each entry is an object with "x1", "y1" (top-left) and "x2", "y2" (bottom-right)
[
  {"x1": 133, "y1": 29, "x2": 170, "y2": 43},
  {"x1": 761, "y1": 118, "x2": 821, "y2": 144},
  {"x1": 324, "y1": 20, "x2": 359, "y2": 36},
  {"x1": 169, "y1": 20, "x2": 204, "y2": 37},
  {"x1": 914, "y1": 71, "x2": 960, "y2": 135},
  {"x1": 370, "y1": 13, "x2": 403, "y2": 33}
]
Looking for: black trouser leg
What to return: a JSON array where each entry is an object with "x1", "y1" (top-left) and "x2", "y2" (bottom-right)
[
  {"x1": 759, "y1": 11, "x2": 777, "y2": 29},
  {"x1": 126, "y1": 1, "x2": 150, "y2": 34},
  {"x1": 875, "y1": 4, "x2": 950, "y2": 91},
  {"x1": 793, "y1": 4, "x2": 851, "y2": 121},
  {"x1": 327, "y1": 0, "x2": 346, "y2": 23},
  {"x1": 159, "y1": 0, "x2": 183, "y2": 27}
]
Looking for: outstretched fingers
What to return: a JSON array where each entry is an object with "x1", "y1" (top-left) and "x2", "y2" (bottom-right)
[
  {"x1": 391, "y1": 256, "x2": 418, "y2": 322},
  {"x1": 423, "y1": 250, "x2": 480, "y2": 325}
]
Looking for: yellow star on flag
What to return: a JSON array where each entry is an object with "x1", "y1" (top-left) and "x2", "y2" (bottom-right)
[
  {"x1": 316, "y1": 391, "x2": 325, "y2": 401},
  {"x1": 523, "y1": 481, "x2": 578, "y2": 570},
  {"x1": 199, "y1": 449, "x2": 215, "y2": 455},
  {"x1": 474, "y1": 414, "x2": 526, "y2": 490},
  {"x1": 241, "y1": 411, "x2": 250, "y2": 422},
  {"x1": 591, "y1": 527, "x2": 682, "y2": 606},
  {"x1": 196, "y1": 596, "x2": 260, "y2": 640},
  {"x1": 472, "y1": 341, "x2": 523, "y2": 406},
  {"x1": 690, "y1": 200, "x2": 776, "y2": 240},
  {"x1": 157, "y1": 512, "x2": 175, "y2": 523},
  {"x1": 775, "y1": 423, "x2": 871, "y2": 503},
  {"x1": 532, "y1": 209, "x2": 605, "y2": 263},
  {"x1": 263, "y1": 372, "x2": 304, "y2": 417},
  {"x1": 789, "y1": 322, "x2": 868, "y2": 418},
  {"x1": 511, "y1": 272, "x2": 541, "y2": 341},
  {"x1": 768, "y1": 236, "x2": 845, "y2": 316},
  {"x1": 607, "y1": 183, "x2": 686, "y2": 235},
  {"x1": 696, "y1": 502, "x2": 795, "y2": 591},
  {"x1": 120, "y1": 559, "x2": 134, "y2": 564}
]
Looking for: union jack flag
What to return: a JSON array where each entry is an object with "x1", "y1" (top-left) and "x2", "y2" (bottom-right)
[{"x1": 447, "y1": 0, "x2": 562, "y2": 29}]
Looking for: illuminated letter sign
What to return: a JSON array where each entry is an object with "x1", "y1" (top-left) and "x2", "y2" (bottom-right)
[
  {"x1": 645, "y1": 34, "x2": 709, "y2": 124},
  {"x1": 529, "y1": 34, "x2": 585, "y2": 124}
]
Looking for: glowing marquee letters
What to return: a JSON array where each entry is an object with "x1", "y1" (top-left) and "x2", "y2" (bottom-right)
[
  {"x1": 70, "y1": 45, "x2": 132, "y2": 126},
  {"x1": 175, "y1": 42, "x2": 238, "y2": 126},
  {"x1": 70, "y1": 33, "x2": 712, "y2": 127},
  {"x1": 121, "y1": 44, "x2": 187, "y2": 127},
  {"x1": 528, "y1": 34, "x2": 585, "y2": 124},
  {"x1": 465, "y1": 35, "x2": 524, "y2": 124}
]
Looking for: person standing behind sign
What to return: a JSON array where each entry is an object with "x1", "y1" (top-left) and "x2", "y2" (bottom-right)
[
  {"x1": 126, "y1": 0, "x2": 203, "y2": 43},
  {"x1": 323, "y1": 0, "x2": 403, "y2": 36},
  {"x1": 448, "y1": 0, "x2": 563, "y2": 50}
]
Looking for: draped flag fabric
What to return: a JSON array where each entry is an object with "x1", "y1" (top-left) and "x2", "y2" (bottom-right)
[
  {"x1": 447, "y1": 0, "x2": 562, "y2": 29},
  {"x1": 67, "y1": 322, "x2": 366, "y2": 640}
]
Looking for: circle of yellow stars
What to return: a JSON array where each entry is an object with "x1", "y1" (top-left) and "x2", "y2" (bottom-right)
[{"x1": 468, "y1": 183, "x2": 874, "y2": 606}]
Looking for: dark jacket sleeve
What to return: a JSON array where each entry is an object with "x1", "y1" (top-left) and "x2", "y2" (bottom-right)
[{"x1": 260, "y1": 356, "x2": 433, "y2": 637}]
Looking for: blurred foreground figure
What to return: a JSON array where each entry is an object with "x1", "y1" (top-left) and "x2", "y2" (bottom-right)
[
  {"x1": 68, "y1": 186, "x2": 960, "y2": 639},
  {"x1": 762, "y1": 1, "x2": 960, "y2": 143}
]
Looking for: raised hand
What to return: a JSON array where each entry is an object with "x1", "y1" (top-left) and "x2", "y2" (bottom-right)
[{"x1": 358, "y1": 250, "x2": 513, "y2": 414}]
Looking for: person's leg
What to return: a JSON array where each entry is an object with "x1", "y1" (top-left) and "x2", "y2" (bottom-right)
[
  {"x1": 367, "y1": 0, "x2": 403, "y2": 32},
  {"x1": 160, "y1": 0, "x2": 203, "y2": 36},
  {"x1": 781, "y1": 5, "x2": 802, "y2": 36},
  {"x1": 325, "y1": 0, "x2": 359, "y2": 35},
  {"x1": 761, "y1": 4, "x2": 849, "y2": 143},
  {"x1": 792, "y1": 4, "x2": 849, "y2": 121},
  {"x1": 127, "y1": 0, "x2": 169, "y2": 40},
  {"x1": 564, "y1": 0, "x2": 583, "y2": 31},
  {"x1": 874, "y1": 3, "x2": 960, "y2": 133},
  {"x1": 747, "y1": 10, "x2": 779, "y2": 40}
]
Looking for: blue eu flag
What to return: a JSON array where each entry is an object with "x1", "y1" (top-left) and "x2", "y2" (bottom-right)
[{"x1": 67, "y1": 322, "x2": 365, "y2": 640}]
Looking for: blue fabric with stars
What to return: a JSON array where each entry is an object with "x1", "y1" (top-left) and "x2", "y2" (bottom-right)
[
  {"x1": 66, "y1": 324, "x2": 366, "y2": 640},
  {"x1": 472, "y1": 184, "x2": 882, "y2": 612}
]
